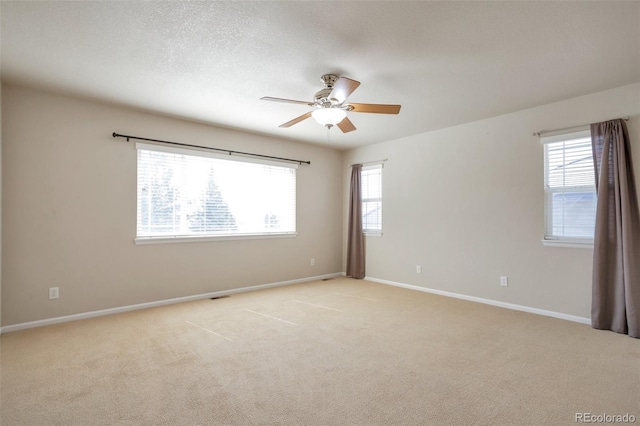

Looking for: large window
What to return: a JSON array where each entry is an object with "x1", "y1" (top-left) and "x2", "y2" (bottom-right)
[
  {"x1": 542, "y1": 129, "x2": 596, "y2": 245},
  {"x1": 136, "y1": 143, "x2": 296, "y2": 242},
  {"x1": 361, "y1": 163, "x2": 382, "y2": 234}
]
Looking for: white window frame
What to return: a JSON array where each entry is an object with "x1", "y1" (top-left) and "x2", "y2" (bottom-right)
[
  {"x1": 135, "y1": 143, "x2": 297, "y2": 244},
  {"x1": 541, "y1": 128, "x2": 596, "y2": 248},
  {"x1": 361, "y1": 163, "x2": 383, "y2": 236}
]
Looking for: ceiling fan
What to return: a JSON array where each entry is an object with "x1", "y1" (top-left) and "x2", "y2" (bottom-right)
[{"x1": 261, "y1": 74, "x2": 401, "y2": 133}]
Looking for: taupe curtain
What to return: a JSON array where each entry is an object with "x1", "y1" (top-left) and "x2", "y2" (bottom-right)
[
  {"x1": 346, "y1": 164, "x2": 365, "y2": 279},
  {"x1": 591, "y1": 119, "x2": 640, "y2": 338}
]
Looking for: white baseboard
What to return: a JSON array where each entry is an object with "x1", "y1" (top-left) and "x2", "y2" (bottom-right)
[
  {"x1": 365, "y1": 276, "x2": 591, "y2": 325},
  {"x1": 0, "y1": 272, "x2": 344, "y2": 334}
]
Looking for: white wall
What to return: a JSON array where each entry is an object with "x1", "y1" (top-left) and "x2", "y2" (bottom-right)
[
  {"x1": 1, "y1": 84, "x2": 344, "y2": 326},
  {"x1": 343, "y1": 83, "x2": 640, "y2": 319}
]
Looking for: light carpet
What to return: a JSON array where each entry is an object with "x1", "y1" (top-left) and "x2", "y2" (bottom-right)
[{"x1": 1, "y1": 278, "x2": 638, "y2": 425}]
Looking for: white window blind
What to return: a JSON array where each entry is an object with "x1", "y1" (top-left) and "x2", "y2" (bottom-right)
[
  {"x1": 542, "y1": 129, "x2": 596, "y2": 242},
  {"x1": 361, "y1": 163, "x2": 382, "y2": 233},
  {"x1": 136, "y1": 143, "x2": 296, "y2": 240}
]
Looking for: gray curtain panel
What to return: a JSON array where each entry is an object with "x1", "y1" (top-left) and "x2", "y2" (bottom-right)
[
  {"x1": 346, "y1": 164, "x2": 365, "y2": 279},
  {"x1": 591, "y1": 119, "x2": 640, "y2": 338}
]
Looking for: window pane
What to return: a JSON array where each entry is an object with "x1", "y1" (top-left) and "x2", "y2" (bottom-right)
[
  {"x1": 543, "y1": 133, "x2": 596, "y2": 240},
  {"x1": 361, "y1": 169, "x2": 381, "y2": 199},
  {"x1": 546, "y1": 137, "x2": 595, "y2": 188},
  {"x1": 363, "y1": 200, "x2": 381, "y2": 231},
  {"x1": 550, "y1": 192, "x2": 596, "y2": 239},
  {"x1": 361, "y1": 164, "x2": 382, "y2": 232},
  {"x1": 137, "y1": 147, "x2": 296, "y2": 238}
]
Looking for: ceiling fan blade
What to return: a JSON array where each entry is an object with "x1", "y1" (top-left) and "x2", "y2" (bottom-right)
[
  {"x1": 348, "y1": 103, "x2": 401, "y2": 114},
  {"x1": 329, "y1": 77, "x2": 361, "y2": 103},
  {"x1": 279, "y1": 112, "x2": 312, "y2": 128},
  {"x1": 337, "y1": 117, "x2": 356, "y2": 133},
  {"x1": 261, "y1": 96, "x2": 314, "y2": 106}
]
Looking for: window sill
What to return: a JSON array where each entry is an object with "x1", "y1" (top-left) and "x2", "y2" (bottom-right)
[
  {"x1": 364, "y1": 231, "x2": 383, "y2": 237},
  {"x1": 541, "y1": 239, "x2": 593, "y2": 249},
  {"x1": 135, "y1": 232, "x2": 297, "y2": 245}
]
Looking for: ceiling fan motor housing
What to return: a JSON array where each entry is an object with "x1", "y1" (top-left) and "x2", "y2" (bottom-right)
[
  {"x1": 320, "y1": 74, "x2": 338, "y2": 88},
  {"x1": 314, "y1": 88, "x2": 334, "y2": 106},
  {"x1": 314, "y1": 74, "x2": 341, "y2": 107}
]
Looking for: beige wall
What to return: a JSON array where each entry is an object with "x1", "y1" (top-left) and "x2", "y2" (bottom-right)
[
  {"x1": 1, "y1": 84, "x2": 344, "y2": 326},
  {"x1": 0, "y1": 80, "x2": 3, "y2": 332},
  {"x1": 3, "y1": 82, "x2": 639, "y2": 328},
  {"x1": 343, "y1": 83, "x2": 640, "y2": 319}
]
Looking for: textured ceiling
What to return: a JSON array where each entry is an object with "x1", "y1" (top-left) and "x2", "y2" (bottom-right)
[{"x1": 1, "y1": 1, "x2": 639, "y2": 150}]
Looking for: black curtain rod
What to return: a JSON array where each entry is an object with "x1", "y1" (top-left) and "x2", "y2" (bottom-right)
[{"x1": 112, "y1": 132, "x2": 311, "y2": 165}]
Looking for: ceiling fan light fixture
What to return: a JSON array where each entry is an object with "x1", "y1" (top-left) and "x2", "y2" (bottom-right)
[
  {"x1": 262, "y1": 74, "x2": 400, "y2": 133},
  {"x1": 311, "y1": 108, "x2": 346, "y2": 126}
]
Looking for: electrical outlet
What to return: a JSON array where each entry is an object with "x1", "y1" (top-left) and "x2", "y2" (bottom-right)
[
  {"x1": 310, "y1": 258, "x2": 315, "y2": 266},
  {"x1": 500, "y1": 276, "x2": 508, "y2": 287},
  {"x1": 49, "y1": 287, "x2": 60, "y2": 299},
  {"x1": 416, "y1": 265, "x2": 422, "y2": 273}
]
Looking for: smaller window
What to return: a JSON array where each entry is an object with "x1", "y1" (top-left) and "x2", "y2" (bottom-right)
[
  {"x1": 542, "y1": 128, "x2": 596, "y2": 244},
  {"x1": 361, "y1": 164, "x2": 382, "y2": 234}
]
